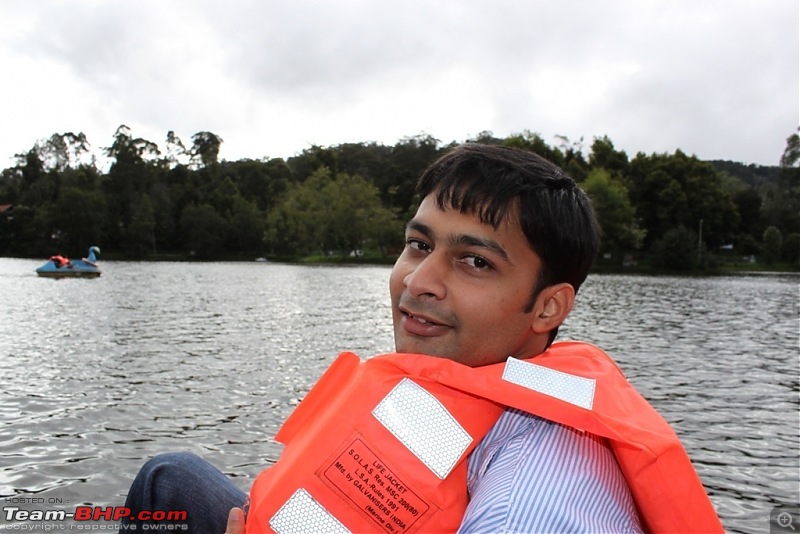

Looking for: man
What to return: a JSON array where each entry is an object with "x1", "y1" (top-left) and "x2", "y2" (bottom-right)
[{"x1": 126, "y1": 144, "x2": 721, "y2": 533}]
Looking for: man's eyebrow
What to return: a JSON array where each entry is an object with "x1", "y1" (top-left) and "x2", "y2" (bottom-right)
[
  {"x1": 406, "y1": 219, "x2": 511, "y2": 263},
  {"x1": 405, "y1": 220, "x2": 432, "y2": 238}
]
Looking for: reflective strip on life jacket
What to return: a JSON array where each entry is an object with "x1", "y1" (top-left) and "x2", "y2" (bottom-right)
[
  {"x1": 503, "y1": 356, "x2": 597, "y2": 409},
  {"x1": 372, "y1": 378, "x2": 472, "y2": 479},
  {"x1": 270, "y1": 489, "x2": 350, "y2": 534}
]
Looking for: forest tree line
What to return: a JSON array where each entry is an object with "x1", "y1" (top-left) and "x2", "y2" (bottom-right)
[{"x1": 0, "y1": 125, "x2": 798, "y2": 270}]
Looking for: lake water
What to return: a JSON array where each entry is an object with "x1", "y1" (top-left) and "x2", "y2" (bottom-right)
[{"x1": 0, "y1": 259, "x2": 798, "y2": 533}]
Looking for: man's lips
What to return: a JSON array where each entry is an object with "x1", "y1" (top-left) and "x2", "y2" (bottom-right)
[{"x1": 398, "y1": 307, "x2": 452, "y2": 337}]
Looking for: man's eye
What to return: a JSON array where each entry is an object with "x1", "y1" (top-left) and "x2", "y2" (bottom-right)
[
  {"x1": 464, "y1": 255, "x2": 493, "y2": 270},
  {"x1": 406, "y1": 238, "x2": 431, "y2": 252}
]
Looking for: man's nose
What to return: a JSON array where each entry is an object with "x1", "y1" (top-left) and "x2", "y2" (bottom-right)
[{"x1": 404, "y1": 254, "x2": 447, "y2": 300}]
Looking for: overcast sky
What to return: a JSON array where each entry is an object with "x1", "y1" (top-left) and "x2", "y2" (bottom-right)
[{"x1": 1, "y1": 0, "x2": 797, "y2": 171}]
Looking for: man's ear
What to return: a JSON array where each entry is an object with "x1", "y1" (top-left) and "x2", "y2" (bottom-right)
[{"x1": 531, "y1": 283, "x2": 575, "y2": 334}]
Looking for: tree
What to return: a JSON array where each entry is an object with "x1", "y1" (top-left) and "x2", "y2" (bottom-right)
[
  {"x1": 589, "y1": 136, "x2": 629, "y2": 179},
  {"x1": 336, "y1": 142, "x2": 392, "y2": 193},
  {"x1": 682, "y1": 163, "x2": 739, "y2": 247},
  {"x1": 555, "y1": 135, "x2": 588, "y2": 182},
  {"x1": 208, "y1": 175, "x2": 240, "y2": 216},
  {"x1": 127, "y1": 193, "x2": 156, "y2": 257},
  {"x1": 657, "y1": 179, "x2": 690, "y2": 231},
  {"x1": 628, "y1": 151, "x2": 738, "y2": 250},
  {"x1": 105, "y1": 125, "x2": 161, "y2": 167},
  {"x1": 164, "y1": 131, "x2": 188, "y2": 168},
  {"x1": 190, "y1": 131, "x2": 223, "y2": 168},
  {"x1": 469, "y1": 130, "x2": 503, "y2": 145},
  {"x1": 288, "y1": 145, "x2": 339, "y2": 180},
  {"x1": 732, "y1": 187, "x2": 763, "y2": 240},
  {"x1": 628, "y1": 166, "x2": 678, "y2": 246},
  {"x1": 384, "y1": 135, "x2": 441, "y2": 216},
  {"x1": 227, "y1": 158, "x2": 291, "y2": 212},
  {"x1": 779, "y1": 128, "x2": 800, "y2": 168},
  {"x1": 581, "y1": 169, "x2": 645, "y2": 255},
  {"x1": 2, "y1": 205, "x2": 48, "y2": 255},
  {"x1": 762, "y1": 226, "x2": 783, "y2": 264},
  {"x1": 8, "y1": 149, "x2": 49, "y2": 206},
  {"x1": 50, "y1": 187, "x2": 107, "y2": 253},
  {"x1": 264, "y1": 167, "x2": 400, "y2": 257},
  {"x1": 179, "y1": 203, "x2": 228, "y2": 258},
  {"x1": 38, "y1": 132, "x2": 92, "y2": 172},
  {"x1": 319, "y1": 172, "x2": 399, "y2": 255},
  {"x1": 651, "y1": 225, "x2": 698, "y2": 270},
  {"x1": 226, "y1": 195, "x2": 264, "y2": 255},
  {"x1": 503, "y1": 131, "x2": 564, "y2": 167},
  {"x1": 264, "y1": 171, "x2": 327, "y2": 255},
  {"x1": 104, "y1": 125, "x2": 162, "y2": 248},
  {"x1": 782, "y1": 233, "x2": 800, "y2": 263},
  {"x1": 765, "y1": 128, "x2": 800, "y2": 235},
  {"x1": 149, "y1": 181, "x2": 176, "y2": 252}
]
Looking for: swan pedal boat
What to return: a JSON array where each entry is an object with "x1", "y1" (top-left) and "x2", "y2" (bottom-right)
[{"x1": 36, "y1": 246, "x2": 101, "y2": 278}]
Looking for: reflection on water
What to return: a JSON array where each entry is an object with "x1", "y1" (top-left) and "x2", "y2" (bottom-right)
[{"x1": 0, "y1": 260, "x2": 797, "y2": 533}]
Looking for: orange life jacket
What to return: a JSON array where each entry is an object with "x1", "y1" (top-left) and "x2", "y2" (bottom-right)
[
  {"x1": 50, "y1": 255, "x2": 69, "y2": 267},
  {"x1": 246, "y1": 342, "x2": 723, "y2": 534}
]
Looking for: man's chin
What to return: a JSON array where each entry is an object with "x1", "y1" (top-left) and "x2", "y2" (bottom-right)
[{"x1": 393, "y1": 340, "x2": 456, "y2": 359}]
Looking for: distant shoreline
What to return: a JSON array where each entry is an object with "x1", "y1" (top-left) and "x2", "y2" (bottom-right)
[{"x1": 7, "y1": 253, "x2": 798, "y2": 276}]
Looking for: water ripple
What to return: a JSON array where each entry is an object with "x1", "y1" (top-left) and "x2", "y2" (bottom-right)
[{"x1": 1, "y1": 261, "x2": 797, "y2": 533}]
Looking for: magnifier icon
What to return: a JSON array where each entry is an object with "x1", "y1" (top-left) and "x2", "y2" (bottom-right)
[{"x1": 778, "y1": 512, "x2": 796, "y2": 530}]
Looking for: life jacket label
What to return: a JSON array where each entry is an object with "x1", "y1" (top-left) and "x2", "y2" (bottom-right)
[
  {"x1": 323, "y1": 438, "x2": 430, "y2": 534},
  {"x1": 503, "y1": 357, "x2": 596, "y2": 409},
  {"x1": 269, "y1": 488, "x2": 351, "y2": 534},
  {"x1": 372, "y1": 378, "x2": 472, "y2": 479}
]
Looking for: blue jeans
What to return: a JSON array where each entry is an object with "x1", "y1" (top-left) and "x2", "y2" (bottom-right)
[{"x1": 122, "y1": 452, "x2": 247, "y2": 533}]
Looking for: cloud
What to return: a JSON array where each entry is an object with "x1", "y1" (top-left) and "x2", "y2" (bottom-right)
[{"x1": 0, "y1": 0, "x2": 796, "y2": 169}]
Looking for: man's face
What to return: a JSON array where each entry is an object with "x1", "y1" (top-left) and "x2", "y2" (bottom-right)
[{"x1": 389, "y1": 195, "x2": 545, "y2": 367}]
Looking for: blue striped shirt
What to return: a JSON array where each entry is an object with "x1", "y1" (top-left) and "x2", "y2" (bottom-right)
[{"x1": 458, "y1": 408, "x2": 643, "y2": 533}]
